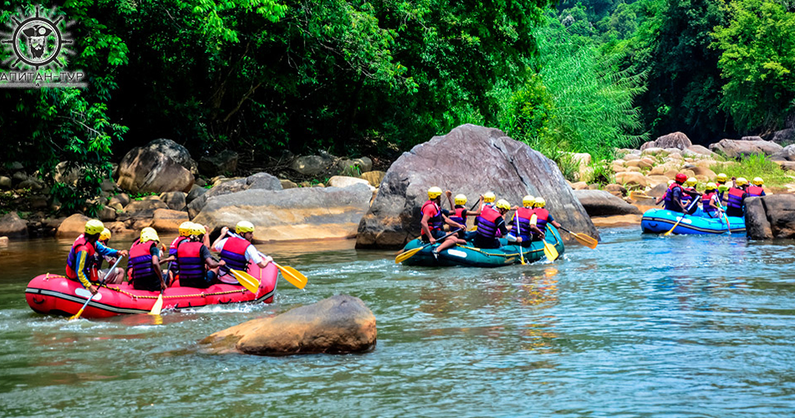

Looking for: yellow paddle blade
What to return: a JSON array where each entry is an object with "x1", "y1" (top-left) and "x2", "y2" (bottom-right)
[
  {"x1": 229, "y1": 268, "x2": 260, "y2": 294},
  {"x1": 572, "y1": 232, "x2": 598, "y2": 249},
  {"x1": 663, "y1": 217, "x2": 682, "y2": 236},
  {"x1": 148, "y1": 293, "x2": 164, "y2": 316},
  {"x1": 274, "y1": 263, "x2": 308, "y2": 289},
  {"x1": 68, "y1": 307, "x2": 86, "y2": 321},
  {"x1": 543, "y1": 241, "x2": 559, "y2": 262},
  {"x1": 395, "y1": 246, "x2": 423, "y2": 264}
]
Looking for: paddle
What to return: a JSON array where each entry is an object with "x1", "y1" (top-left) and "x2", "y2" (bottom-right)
[
  {"x1": 515, "y1": 215, "x2": 526, "y2": 265},
  {"x1": 715, "y1": 199, "x2": 731, "y2": 234},
  {"x1": 542, "y1": 239, "x2": 559, "y2": 262},
  {"x1": 149, "y1": 290, "x2": 165, "y2": 316},
  {"x1": 395, "y1": 228, "x2": 463, "y2": 264},
  {"x1": 663, "y1": 198, "x2": 700, "y2": 236},
  {"x1": 218, "y1": 265, "x2": 260, "y2": 294},
  {"x1": 557, "y1": 226, "x2": 598, "y2": 249},
  {"x1": 225, "y1": 231, "x2": 309, "y2": 290},
  {"x1": 69, "y1": 255, "x2": 124, "y2": 321}
]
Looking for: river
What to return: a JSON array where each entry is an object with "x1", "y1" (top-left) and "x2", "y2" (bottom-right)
[{"x1": 1, "y1": 227, "x2": 794, "y2": 417}]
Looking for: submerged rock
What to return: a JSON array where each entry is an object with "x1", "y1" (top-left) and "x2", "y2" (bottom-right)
[
  {"x1": 0, "y1": 212, "x2": 28, "y2": 238},
  {"x1": 201, "y1": 294, "x2": 376, "y2": 356},
  {"x1": 355, "y1": 124, "x2": 599, "y2": 249}
]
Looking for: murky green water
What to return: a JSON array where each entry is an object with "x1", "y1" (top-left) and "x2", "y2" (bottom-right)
[{"x1": 1, "y1": 228, "x2": 794, "y2": 417}]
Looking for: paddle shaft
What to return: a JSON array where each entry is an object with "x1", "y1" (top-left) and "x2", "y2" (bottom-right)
[
  {"x1": 70, "y1": 255, "x2": 124, "y2": 320},
  {"x1": 664, "y1": 198, "x2": 700, "y2": 235}
]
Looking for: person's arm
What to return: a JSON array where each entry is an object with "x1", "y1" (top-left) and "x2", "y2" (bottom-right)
[
  {"x1": 95, "y1": 241, "x2": 127, "y2": 259},
  {"x1": 74, "y1": 250, "x2": 98, "y2": 294},
  {"x1": 548, "y1": 214, "x2": 562, "y2": 228},
  {"x1": 151, "y1": 250, "x2": 166, "y2": 289},
  {"x1": 247, "y1": 246, "x2": 272, "y2": 268},
  {"x1": 420, "y1": 212, "x2": 435, "y2": 243},
  {"x1": 499, "y1": 218, "x2": 522, "y2": 242},
  {"x1": 445, "y1": 190, "x2": 453, "y2": 210},
  {"x1": 211, "y1": 227, "x2": 230, "y2": 251},
  {"x1": 442, "y1": 213, "x2": 464, "y2": 230}
]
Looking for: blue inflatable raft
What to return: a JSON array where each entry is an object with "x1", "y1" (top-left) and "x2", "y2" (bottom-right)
[
  {"x1": 398, "y1": 225, "x2": 565, "y2": 267},
  {"x1": 641, "y1": 208, "x2": 746, "y2": 235}
]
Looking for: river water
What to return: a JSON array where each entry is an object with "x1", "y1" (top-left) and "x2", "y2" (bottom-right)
[{"x1": 1, "y1": 227, "x2": 794, "y2": 417}]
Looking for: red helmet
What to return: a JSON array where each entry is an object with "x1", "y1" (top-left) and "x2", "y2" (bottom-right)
[{"x1": 675, "y1": 173, "x2": 687, "y2": 183}]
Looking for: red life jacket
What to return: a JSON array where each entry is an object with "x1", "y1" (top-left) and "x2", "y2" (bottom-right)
[
  {"x1": 533, "y1": 208, "x2": 551, "y2": 232},
  {"x1": 129, "y1": 240, "x2": 158, "y2": 282},
  {"x1": 420, "y1": 200, "x2": 443, "y2": 235},
  {"x1": 476, "y1": 206, "x2": 502, "y2": 240},
  {"x1": 448, "y1": 206, "x2": 467, "y2": 225},
  {"x1": 513, "y1": 207, "x2": 534, "y2": 239},
  {"x1": 746, "y1": 185, "x2": 764, "y2": 197},
  {"x1": 220, "y1": 236, "x2": 251, "y2": 271},
  {"x1": 66, "y1": 235, "x2": 98, "y2": 282},
  {"x1": 169, "y1": 236, "x2": 188, "y2": 257},
  {"x1": 726, "y1": 187, "x2": 745, "y2": 211},
  {"x1": 177, "y1": 241, "x2": 205, "y2": 280}
]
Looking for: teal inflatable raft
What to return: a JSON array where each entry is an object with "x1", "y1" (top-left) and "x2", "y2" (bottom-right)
[
  {"x1": 641, "y1": 208, "x2": 746, "y2": 235},
  {"x1": 398, "y1": 226, "x2": 565, "y2": 267}
]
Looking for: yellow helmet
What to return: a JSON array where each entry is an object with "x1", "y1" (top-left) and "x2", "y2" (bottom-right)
[
  {"x1": 534, "y1": 197, "x2": 546, "y2": 208},
  {"x1": 705, "y1": 182, "x2": 717, "y2": 191},
  {"x1": 716, "y1": 173, "x2": 728, "y2": 183},
  {"x1": 85, "y1": 219, "x2": 104, "y2": 235},
  {"x1": 483, "y1": 192, "x2": 496, "y2": 203},
  {"x1": 100, "y1": 228, "x2": 112, "y2": 241},
  {"x1": 495, "y1": 199, "x2": 511, "y2": 211},
  {"x1": 190, "y1": 223, "x2": 207, "y2": 237},
  {"x1": 236, "y1": 220, "x2": 255, "y2": 234},
  {"x1": 736, "y1": 177, "x2": 748, "y2": 186},
  {"x1": 752, "y1": 177, "x2": 764, "y2": 186},
  {"x1": 427, "y1": 186, "x2": 443, "y2": 199},
  {"x1": 140, "y1": 227, "x2": 160, "y2": 243},
  {"x1": 686, "y1": 177, "x2": 697, "y2": 187},
  {"x1": 454, "y1": 194, "x2": 467, "y2": 205},
  {"x1": 522, "y1": 195, "x2": 535, "y2": 207},
  {"x1": 179, "y1": 221, "x2": 194, "y2": 237}
]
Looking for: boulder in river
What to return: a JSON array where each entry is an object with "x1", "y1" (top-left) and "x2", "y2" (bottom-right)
[
  {"x1": 201, "y1": 294, "x2": 376, "y2": 356},
  {"x1": 145, "y1": 138, "x2": 198, "y2": 174},
  {"x1": 56, "y1": 213, "x2": 91, "y2": 238},
  {"x1": 0, "y1": 212, "x2": 28, "y2": 238},
  {"x1": 745, "y1": 195, "x2": 795, "y2": 239},
  {"x1": 354, "y1": 124, "x2": 599, "y2": 249},
  {"x1": 192, "y1": 183, "x2": 372, "y2": 242},
  {"x1": 573, "y1": 190, "x2": 641, "y2": 217},
  {"x1": 116, "y1": 147, "x2": 194, "y2": 194}
]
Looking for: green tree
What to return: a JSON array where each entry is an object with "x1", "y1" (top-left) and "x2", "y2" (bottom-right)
[{"x1": 712, "y1": 0, "x2": 795, "y2": 132}]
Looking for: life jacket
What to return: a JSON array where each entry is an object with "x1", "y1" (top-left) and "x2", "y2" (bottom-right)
[
  {"x1": 169, "y1": 236, "x2": 188, "y2": 257},
  {"x1": 129, "y1": 240, "x2": 157, "y2": 282},
  {"x1": 420, "y1": 200, "x2": 443, "y2": 235},
  {"x1": 476, "y1": 206, "x2": 502, "y2": 240},
  {"x1": 448, "y1": 206, "x2": 467, "y2": 225},
  {"x1": 512, "y1": 207, "x2": 534, "y2": 240},
  {"x1": 663, "y1": 183, "x2": 684, "y2": 212},
  {"x1": 746, "y1": 185, "x2": 764, "y2": 197},
  {"x1": 66, "y1": 235, "x2": 98, "y2": 282},
  {"x1": 534, "y1": 208, "x2": 551, "y2": 233},
  {"x1": 726, "y1": 187, "x2": 745, "y2": 211},
  {"x1": 219, "y1": 236, "x2": 251, "y2": 271},
  {"x1": 702, "y1": 191, "x2": 718, "y2": 215},
  {"x1": 680, "y1": 187, "x2": 695, "y2": 206},
  {"x1": 177, "y1": 241, "x2": 205, "y2": 280}
]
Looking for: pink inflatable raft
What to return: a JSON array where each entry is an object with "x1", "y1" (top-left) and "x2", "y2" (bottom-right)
[{"x1": 25, "y1": 263, "x2": 278, "y2": 318}]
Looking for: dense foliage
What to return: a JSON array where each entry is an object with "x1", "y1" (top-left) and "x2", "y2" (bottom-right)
[{"x1": 1, "y1": 0, "x2": 793, "y2": 212}]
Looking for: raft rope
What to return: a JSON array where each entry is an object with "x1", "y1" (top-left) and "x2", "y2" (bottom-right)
[{"x1": 452, "y1": 226, "x2": 562, "y2": 258}]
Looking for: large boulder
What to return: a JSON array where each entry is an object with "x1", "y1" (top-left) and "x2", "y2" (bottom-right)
[
  {"x1": 151, "y1": 209, "x2": 190, "y2": 232},
  {"x1": 116, "y1": 147, "x2": 194, "y2": 194},
  {"x1": 201, "y1": 294, "x2": 376, "y2": 356},
  {"x1": 708, "y1": 139, "x2": 784, "y2": 158},
  {"x1": 192, "y1": 184, "x2": 372, "y2": 242},
  {"x1": 771, "y1": 128, "x2": 795, "y2": 144},
  {"x1": 354, "y1": 124, "x2": 599, "y2": 249},
  {"x1": 0, "y1": 212, "x2": 28, "y2": 238},
  {"x1": 746, "y1": 195, "x2": 795, "y2": 239},
  {"x1": 573, "y1": 190, "x2": 641, "y2": 217},
  {"x1": 640, "y1": 132, "x2": 692, "y2": 151},
  {"x1": 56, "y1": 213, "x2": 91, "y2": 238},
  {"x1": 187, "y1": 173, "x2": 282, "y2": 219},
  {"x1": 144, "y1": 139, "x2": 198, "y2": 174}
]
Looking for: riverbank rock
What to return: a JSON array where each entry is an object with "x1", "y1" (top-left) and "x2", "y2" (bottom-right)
[
  {"x1": 745, "y1": 195, "x2": 795, "y2": 239},
  {"x1": 640, "y1": 132, "x2": 692, "y2": 151},
  {"x1": 201, "y1": 294, "x2": 376, "y2": 356},
  {"x1": 56, "y1": 213, "x2": 90, "y2": 238},
  {"x1": 708, "y1": 139, "x2": 783, "y2": 158},
  {"x1": 187, "y1": 172, "x2": 282, "y2": 219},
  {"x1": 117, "y1": 147, "x2": 195, "y2": 194},
  {"x1": 0, "y1": 212, "x2": 28, "y2": 238},
  {"x1": 199, "y1": 150, "x2": 238, "y2": 177},
  {"x1": 193, "y1": 183, "x2": 372, "y2": 242},
  {"x1": 355, "y1": 124, "x2": 599, "y2": 249},
  {"x1": 573, "y1": 190, "x2": 641, "y2": 217},
  {"x1": 145, "y1": 138, "x2": 198, "y2": 174},
  {"x1": 151, "y1": 209, "x2": 190, "y2": 232}
]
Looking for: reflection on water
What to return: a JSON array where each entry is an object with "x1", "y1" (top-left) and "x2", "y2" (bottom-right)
[{"x1": 1, "y1": 231, "x2": 795, "y2": 416}]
